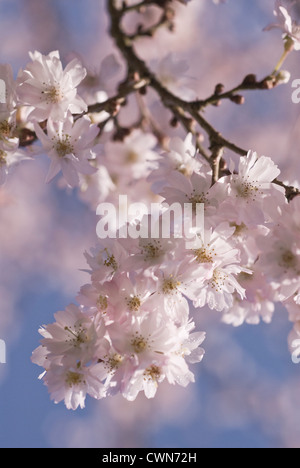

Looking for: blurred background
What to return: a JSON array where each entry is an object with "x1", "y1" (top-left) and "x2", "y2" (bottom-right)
[{"x1": 0, "y1": 0, "x2": 300, "y2": 448}]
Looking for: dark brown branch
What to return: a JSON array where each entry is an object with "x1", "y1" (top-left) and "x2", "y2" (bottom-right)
[
  {"x1": 273, "y1": 179, "x2": 300, "y2": 202},
  {"x1": 87, "y1": 77, "x2": 150, "y2": 115},
  {"x1": 193, "y1": 74, "x2": 279, "y2": 110},
  {"x1": 107, "y1": 0, "x2": 247, "y2": 158}
]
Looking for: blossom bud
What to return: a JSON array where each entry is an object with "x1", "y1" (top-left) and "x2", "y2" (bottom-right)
[
  {"x1": 259, "y1": 77, "x2": 275, "y2": 90},
  {"x1": 242, "y1": 74, "x2": 257, "y2": 87},
  {"x1": 284, "y1": 35, "x2": 295, "y2": 52},
  {"x1": 214, "y1": 83, "x2": 225, "y2": 95},
  {"x1": 274, "y1": 70, "x2": 291, "y2": 86},
  {"x1": 230, "y1": 94, "x2": 245, "y2": 105}
]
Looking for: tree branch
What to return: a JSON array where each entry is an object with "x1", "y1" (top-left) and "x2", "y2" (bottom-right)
[{"x1": 107, "y1": 0, "x2": 248, "y2": 159}]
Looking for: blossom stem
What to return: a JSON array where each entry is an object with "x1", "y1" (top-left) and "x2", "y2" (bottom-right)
[
  {"x1": 273, "y1": 49, "x2": 291, "y2": 74},
  {"x1": 210, "y1": 144, "x2": 224, "y2": 185}
]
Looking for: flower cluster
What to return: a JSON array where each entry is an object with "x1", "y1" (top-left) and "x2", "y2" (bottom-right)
[
  {"x1": 32, "y1": 127, "x2": 299, "y2": 409},
  {"x1": 0, "y1": 64, "x2": 32, "y2": 184},
  {"x1": 0, "y1": 50, "x2": 103, "y2": 188},
  {"x1": 1, "y1": 0, "x2": 300, "y2": 410}
]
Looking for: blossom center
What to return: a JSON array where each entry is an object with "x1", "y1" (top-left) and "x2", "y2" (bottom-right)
[
  {"x1": 126, "y1": 150, "x2": 139, "y2": 164},
  {"x1": 107, "y1": 353, "x2": 123, "y2": 371},
  {"x1": 194, "y1": 246, "x2": 215, "y2": 264},
  {"x1": 127, "y1": 296, "x2": 141, "y2": 312},
  {"x1": 97, "y1": 295, "x2": 108, "y2": 312},
  {"x1": 64, "y1": 325, "x2": 88, "y2": 347},
  {"x1": 162, "y1": 276, "x2": 181, "y2": 294},
  {"x1": 209, "y1": 269, "x2": 227, "y2": 292},
  {"x1": 230, "y1": 222, "x2": 247, "y2": 237},
  {"x1": 42, "y1": 84, "x2": 62, "y2": 104},
  {"x1": 0, "y1": 120, "x2": 12, "y2": 139},
  {"x1": 188, "y1": 190, "x2": 207, "y2": 212},
  {"x1": 279, "y1": 249, "x2": 298, "y2": 270},
  {"x1": 103, "y1": 251, "x2": 118, "y2": 271},
  {"x1": 234, "y1": 177, "x2": 261, "y2": 200},
  {"x1": 131, "y1": 333, "x2": 149, "y2": 354},
  {"x1": 144, "y1": 364, "x2": 161, "y2": 383},
  {"x1": 55, "y1": 135, "x2": 74, "y2": 158},
  {"x1": 141, "y1": 240, "x2": 163, "y2": 261},
  {"x1": 65, "y1": 371, "x2": 84, "y2": 387}
]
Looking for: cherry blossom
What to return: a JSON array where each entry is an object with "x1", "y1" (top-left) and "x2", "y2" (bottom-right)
[
  {"x1": 257, "y1": 196, "x2": 300, "y2": 301},
  {"x1": 38, "y1": 362, "x2": 108, "y2": 410},
  {"x1": 106, "y1": 313, "x2": 205, "y2": 401},
  {"x1": 150, "y1": 53, "x2": 196, "y2": 99},
  {"x1": 188, "y1": 224, "x2": 249, "y2": 312},
  {"x1": 33, "y1": 304, "x2": 106, "y2": 365},
  {"x1": 17, "y1": 50, "x2": 87, "y2": 122},
  {"x1": 0, "y1": 137, "x2": 32, "y2": 185},
  {"x1": 159, "y1": 170, "x2": 217, "y2": 218},
  {"x1": 148, "y1": 133, "x2": 208, "y2": 193},
  {"x1": 77, "y1": 53, "x2": 122, "y2": 105},
  {"x1": 103, "y1": 129, "x2": 160, "y2": 182},
  {"x1": 34, "y1": 112, "x2": 100, "y2": 187},
  {"x1": 264, "y1": 0, "x2": 300, "y2": 50},
  {"x1": 13, "y1": 0, "x2": 299, "y2": 412},
  {"x1": 222, "y1": 267, "x2": 275, "y2": 327},
  {"x1": 213, "y1": 150, "x2": 286, "y2": 226}
]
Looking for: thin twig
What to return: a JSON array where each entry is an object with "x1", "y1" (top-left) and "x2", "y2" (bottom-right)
[{"x1": 210, "y1": 144, "x2": 224, "y2": 185}]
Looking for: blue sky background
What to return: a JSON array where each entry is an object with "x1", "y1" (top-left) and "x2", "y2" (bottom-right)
[{"x1": 1, "y1": 0, "x2": 300, "y2": 448}]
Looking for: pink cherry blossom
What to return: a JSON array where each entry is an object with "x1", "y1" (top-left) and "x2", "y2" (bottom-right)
[
  {"x1": 150, "y1": 52, "x2": 196, "y2": 99},
  {"x1": 222, "y1": 267, "x2": 276, "y2": 327},
  {"x1": 33, "y1": 304, "x2": 106, "y2": 365},
  {"x1": 213, "y1": 150, "x2": 286, "y2": 226},
  {"x1": 148, "y1": 133, "x2": 209, "y2": 193},
  {"x1": 284, "y1": 293, "x2": 300, "y2": 322},
  {"x1": 189, "y1": 224, "x2": 249, "y2": 312},
  {"x1": 0, "y1": 137, "x2": 32, "y2": 185},
  {"x1": 78, "y1": 53, "x2": 122, "y2": 104},
  {"x1": 17, "y1": 50, "x2": 87, "y2": 122},
  {"x1": 34, "y1": 112, "x2": 100, "y2": 187},
  {"x1": 264, "y1": 0, "x2": 300, "y2": 50},
  {"x1": 106, "y1": 313, "x2": 205, "y2": 401},
  {"x1": 257, "y1": 196, "x2": 300, "y2": 301},
  {"x1": 22, "y1": 0, "x2": 300, "y2": 415},
  {"x1": 39, "y1": 362, "x2": 108, "y2": 410},
  {"x1": 103, "y1": 129, "x2": 160, "y2": 182}
]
